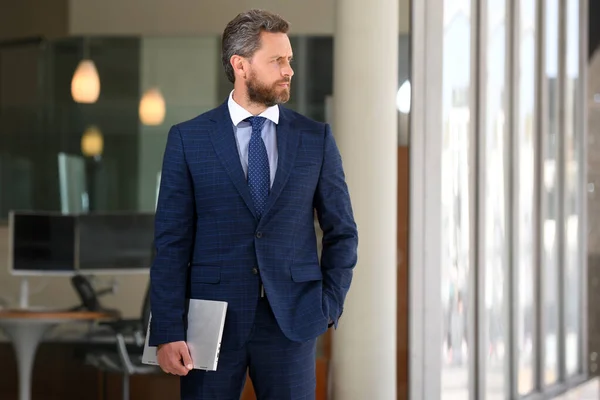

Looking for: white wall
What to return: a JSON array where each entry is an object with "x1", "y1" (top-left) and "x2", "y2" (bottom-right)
[
  {"x1": 68, "y1": 0, "x2": 410, "y2": 36},
  {"x1": 137, "y1": 37, "x2": 220, "y2": 211}
]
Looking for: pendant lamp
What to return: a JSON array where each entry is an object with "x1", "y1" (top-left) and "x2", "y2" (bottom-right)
[
  {"x1": 139, "y1": 87, "x2": 166, "y2": 125},
  {"x1": 81, "y1": 125, "x2": 104, "y2": 157},
  {"x1": 71, "y1": 38, "x2": 100, "y2": 103}
]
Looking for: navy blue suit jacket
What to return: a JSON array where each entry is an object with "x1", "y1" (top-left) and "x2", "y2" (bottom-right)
[{"x1": 149, "y1": 100, "x2": 358, "y2": 350}]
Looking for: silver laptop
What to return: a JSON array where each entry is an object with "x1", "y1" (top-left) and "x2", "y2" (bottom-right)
[{"x1": 142, "y1": 299, "x2": 228, "y2": 371}]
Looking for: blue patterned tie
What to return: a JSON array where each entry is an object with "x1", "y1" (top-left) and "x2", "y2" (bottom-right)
[{"x1": 246, "y1": 116, "x2": 270, "y2": 218}]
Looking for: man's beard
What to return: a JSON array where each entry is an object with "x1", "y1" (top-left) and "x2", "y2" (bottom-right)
[{"x1": 246, "y1": 71, "x2": 291, "y2": 107}]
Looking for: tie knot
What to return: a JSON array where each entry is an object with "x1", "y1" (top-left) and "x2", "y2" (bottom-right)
[{"x1": 245, "y1": 116, "x2": 267, "y2": 133}]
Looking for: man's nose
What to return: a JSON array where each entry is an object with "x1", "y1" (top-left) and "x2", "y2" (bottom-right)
[{"x1": 282, "y1": 64, "x2": 294, "y2": 78}]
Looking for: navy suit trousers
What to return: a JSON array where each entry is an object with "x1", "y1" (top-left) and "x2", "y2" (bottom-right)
[{"x1": 180, "y1": 295, "x2": 317, "y2": 400}]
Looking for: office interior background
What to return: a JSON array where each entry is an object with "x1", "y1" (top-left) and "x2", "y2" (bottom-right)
[{"x1": 0, "y1": 0, "x2": 600, "y2": 399}]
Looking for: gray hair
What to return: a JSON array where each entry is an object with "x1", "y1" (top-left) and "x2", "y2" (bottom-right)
[{"x1": 221, "y1": 9, "x2": 290, "y2": 83}]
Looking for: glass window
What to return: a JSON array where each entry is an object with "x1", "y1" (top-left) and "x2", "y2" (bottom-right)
[
  {"x1": 484, "y1": 0, "x2": 508, "y2": 398},
  {"x1": 517, "y1": 0, "x2": 537, "y2": 394},
  {"x1": 543, "y1": 0, "x2": 560, "y2": 386},
  {"x1": 441, "y1": 1, "x2": 472, "y2": 398},
  {"x1": 415, "y1": 0, "x2": 589, "y2": 396},
  {"x1": 0, "y1": 36, "x2": 335, "y2": 220},
  {"x1": 0, "y1": 40, "x2": 51, "y2": 218},
  {"x1": 564, "y1": 0, "x2": 581, "y2": 377}
]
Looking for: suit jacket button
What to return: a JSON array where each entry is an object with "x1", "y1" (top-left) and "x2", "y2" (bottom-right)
[
  {"x1": 252, "y1": 267, "x2": 259, "y2": 275},
  {"x1": 255, "y1": 232, "x2": 263, "y2": 238}
]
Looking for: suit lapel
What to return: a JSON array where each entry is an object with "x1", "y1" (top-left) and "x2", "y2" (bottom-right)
[
  {"x1": 209, "y1": 103, "x2": 258, "y2": 220},
  {"x1": 262, "y1": 107, "x2": 299, "y2": 219}
]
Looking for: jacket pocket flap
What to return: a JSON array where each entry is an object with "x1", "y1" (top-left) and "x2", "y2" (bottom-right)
[{"x1": 290, "y1": 265, "x2": 323, "y2": 282}]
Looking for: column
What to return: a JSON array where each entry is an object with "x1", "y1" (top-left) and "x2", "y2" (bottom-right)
[{"x1": 331, "y1": 0, "x2": 398, "y2": 398}]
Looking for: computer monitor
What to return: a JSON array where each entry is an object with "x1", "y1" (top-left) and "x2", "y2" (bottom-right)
[
  {"x1": 8, "y1": 211, "x2": 77, "y2": 276},
  {"x1": 8, "y1": 211, "x2": 154, "y2": 276},
  {"x1": 76, "y1": 212, "x2": 155, "y2": 274}
]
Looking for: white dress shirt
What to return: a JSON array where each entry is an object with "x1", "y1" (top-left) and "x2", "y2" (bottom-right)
[{"x1": 227, "y1": 91, "x2": 279, "y2": 187}]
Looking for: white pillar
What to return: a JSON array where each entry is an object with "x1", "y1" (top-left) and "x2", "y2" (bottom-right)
[{"x1": 331, "y1": 0, "x2": 398, "y2": 398}]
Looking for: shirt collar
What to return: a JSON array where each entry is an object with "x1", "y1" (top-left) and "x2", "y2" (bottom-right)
[{"x1": 227, "y1": 90, "x2": 280, "y2": 127}]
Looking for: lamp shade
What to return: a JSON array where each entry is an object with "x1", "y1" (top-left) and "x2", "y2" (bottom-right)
[
  {"x1": 81, "y1": 126, "x2": 103, "y2": 157},
  {"x1": 71, "y1": 60, "x2": 101, "y2": 103},
  {"x1": 139, "y1": 88, "x2": 166, "y2": 125}
]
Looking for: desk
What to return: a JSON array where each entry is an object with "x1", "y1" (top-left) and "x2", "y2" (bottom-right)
[{"x1": 0, "y1": 310, "x2": 112, "y2": 400}]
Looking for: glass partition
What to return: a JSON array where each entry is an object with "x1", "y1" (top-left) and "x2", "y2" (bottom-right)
[
  {"x1": 413, "y1": 0, "x2": 588, "y2": 398},
  {"x1": 516, "y1": 0, "x2": 538, "y2": 394},
  {"x1": 0, "y1": 35, "x2": 338, "y2": 220},
  {"x1": 440, "y1": 1, "x2": 473, "y2": 398}
]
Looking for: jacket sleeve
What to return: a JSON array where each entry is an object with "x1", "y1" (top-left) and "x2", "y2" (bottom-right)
[
  {"x1": 313, "y1": 124, "x2": 359, "y2": 328},
  {"x1": 148, "y1": 125, "x2": 196, "y2": 346}
]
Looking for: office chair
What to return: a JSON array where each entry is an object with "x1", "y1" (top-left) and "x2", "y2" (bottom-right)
[
  {"x1": 70, "y1": 274, "x2": 122, "y2": 317},
  {"x1": 82, "y1": 279, "x2": 160, "y2": 400},
  {"x1": 80, "y1": 247, "x2": 160, "y2": 400}
]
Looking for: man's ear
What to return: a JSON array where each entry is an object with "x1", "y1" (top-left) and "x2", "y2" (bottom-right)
[{"x1": 231, "y1": 55, "x2": 247, "y2": 80}]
